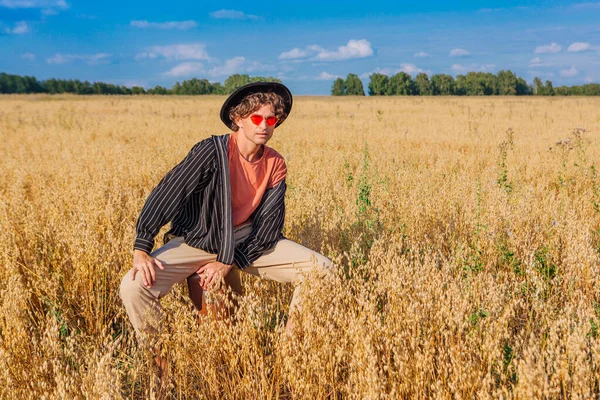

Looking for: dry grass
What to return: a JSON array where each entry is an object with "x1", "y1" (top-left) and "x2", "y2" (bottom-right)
[{"x1": 1, "y1": 94, "x2": 599, "y2": 399}]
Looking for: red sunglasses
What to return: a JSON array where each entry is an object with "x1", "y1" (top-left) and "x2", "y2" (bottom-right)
[{"x1": 250, "y1": 114, "x2": 278, "y2": 127}]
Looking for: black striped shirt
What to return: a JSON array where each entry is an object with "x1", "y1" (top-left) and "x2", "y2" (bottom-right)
[{"x1": 134, "y1": 134, "x2": 286, "y2": 269}]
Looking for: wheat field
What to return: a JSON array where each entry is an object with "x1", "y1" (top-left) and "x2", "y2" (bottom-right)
[{"x1": 1, "y1": 94, "x2": 599, "y2": 399}]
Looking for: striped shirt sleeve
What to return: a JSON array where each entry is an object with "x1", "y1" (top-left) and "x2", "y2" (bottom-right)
[
  {"x1": 234, "y1": 180, "x2": 286, "y2": 269},
  {"x1": 134, "y1": 140, "x2": 215, "y2": 254}
]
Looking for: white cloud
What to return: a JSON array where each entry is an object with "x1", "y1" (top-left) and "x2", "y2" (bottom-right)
[
  {"x1": 399, "y1": 63, "x2": 431, "y2": 75},
  {"x1": 21, "y1": 52, "x2": 36, "y2": 60},
  {"x1": 584, "y1": 76, "x2": 594, "y2": 83},
  {"x1": 478, "y1": 6, "x2": 529, "y2": 12},
  {"x1": 570, "y1": 2, "x2": 600, "y2": 10},
  {"x1": 534, "y1": 42, "x2": 561, "y2": 54},
  {"x1": 76, "y1": 13, "x2": 97, "y2": 19},
  {"x1": 280, "y1": 40, "x2": 374, "y2": 62},
  {"x1": 359, "y1": 67, "x2": 396, "y2": 79},
  {"x1": 209, "y1": 56, "x2": 247, "y2": 76},
  {"x1": 316, "y1": 72, "x2": 338, "y2": 80},
  {"x1": 46, "y1": 53, "x2": 111, "y2": 65},
  {"x1": 314, "y1": 39, "x2": 374, "y2": 61},
  {"x1": 207, "y1": 56, "x2": 270, "y2": 77},
  {"x1": 4, "y1": 20, "x2": 29, "y2": 34},
  {"x1": 451, "y1": 63, "x2": 495, "y2": 73},
  {"x1": 560, "y1": 66, "x2": 578, "y2": 77},
  {"x1": 209, "y1": 9, "x2": 259, "y2": 20},
  {"x1": 567, "y1": 42, "x2": 592, "y2": 52},
  {"x1": 478, "y1": 7, "x2": 506, "y2": 12},
  {"x1": 164, "y1": 62, "x2": 205, "y2": 77},
  {"x1": 136, "y1": 44, "x2": 211, "y2": 61},
  {"x1": 278, "y1": 48, "x2": 307, "y2": 60},
  {"x1": 528, "y1": 70, "x2": 555, "y2": 79},
  {"x1": 449, "y1": 48, "x2": 470, "y2": 57},
  {"x1": 0, "y1": 0, "x2": 66, "y2": 7},
  {"x1": 528, "y1": 57, "x2": 553, "y2": 67},
  {"x1": 1, "y1": 0, "x2": 68, "y2": 14},
  {"x1": 163, "y1": 56, "x2": 271, "y2": 78},
  {"x1": 306, "y1": 44, "x2": 324, "y2": 52},
  {"x1": 130, "y1": 20, "x2": 197, "y2": 30},
  {"x1": 413, "y1": 51, "x2": 430, "y2": 58}
]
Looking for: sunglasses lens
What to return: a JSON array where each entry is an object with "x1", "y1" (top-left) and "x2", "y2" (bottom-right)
[
  {"x1": 250, "y1": 115, "x2": 263, "y2": 125},
  {"x1": 266, "y1": 116, "x2": 278, "y2": 126}
]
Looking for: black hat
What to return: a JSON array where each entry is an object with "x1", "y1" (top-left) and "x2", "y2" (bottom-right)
[{"x1": 220, "y1": 81, "x2": 293, "y2": 130}]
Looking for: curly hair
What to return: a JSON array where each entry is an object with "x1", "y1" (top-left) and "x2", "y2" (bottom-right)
[{"x1": 228, "y1": 92, "x2": 287, "y2": 132}]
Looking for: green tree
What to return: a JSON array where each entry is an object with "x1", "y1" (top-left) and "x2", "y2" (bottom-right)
[
  {"x1": 459, "y1": 72, "x2": 498, "y2": 95},
  {"x1": 249, "y1": 76, "x2": 282, "y2": 84},
  {"x1": 387, "y1": 72, "x2": 414, "y2": 95},
  {"x1": 533, "y1": 77, "x2": 544, "y2": 95},
  {"x1": 148, "y1": 85, "x2": 168, "y2": 95},
  {"x1": 430, "y1": 74, "x2": 456, "y2": 95},
  {"x1": 516, "y1": 77, "x2": 530, "y2": 95},
  {"x1": 224, "y1": 74, "x2": 250, "y2": 93},
  {"x1": 345, "y1": 73, "x2": 365, "y2": 96},
  {"x1": 331, "y1": 78, "x2": 346, "y2": 96},
  {"x1": 545, "y1": 80, "x2": 554, "y2": 96},
  {"x1": 497, "y1": 70, "x2": 518, "y2": 95},
  {"x1": 368, "y1": 73, "x2": 388, "y2": 96},
  {"x1": 414, "y1": 72, "x2": 432, "y2": 95}
]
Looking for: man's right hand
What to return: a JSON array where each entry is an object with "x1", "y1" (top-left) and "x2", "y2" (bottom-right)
[{"x1": 132, "y1": 250, "x2": 165, "y2": 288}]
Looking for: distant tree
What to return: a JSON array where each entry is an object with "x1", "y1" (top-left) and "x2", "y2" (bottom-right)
[
  {"x1": 148, "y1": 85, "x2": 168, "y2": 95},
  {"x1": 331, "y1": 78, "x2": 346, "y2": 96},
  {"x1": 430, "y1": 74, "x2": 456, "y2": 95},
  {"x1": 249, "y1": 76, "x2": 282, "y2": 84},
  {"x1": 414, "y1": 72, "x2": 432, "y2": 95},
  {"x1": 172, "y1": 82, "x2": 182, "y2": 95},
  {"x1": 210, "y1": 82, "x2": 226, "y2": 95},
  {"x1": 455, "y1": 75, "x2": 467, "y2": 95},
  {"x1": 224, "y1": 74, "x2": 250, "y2": 93},
  {"x1": 345, "y1": 73, "x2": 365, "y2": 96},
  {"x1": 582, "y1": 83, "x2": 600, "y2": 95},
  {"x1": 545, "y1": 80, "x2": 554, "y2": 96},
  {"x1": 516, "y1": 77, "x2": 531, "y2": 95},
  {"x1": 533, "y1": 77, "x2": 544, "y2": 95},
  {"x1": 368, "y1": 73, "x2": 388, "y2": 95},
  {"x1": 387, "y1": 72, "x2": 414, "y2": 95},
  {"x1": 497, "y1": 70, "x2": 518, "y2": 95},
  {"x1": 131, "y1": 86, "x2": 145, "y2": 95},
  {"x1": 179, "y1": 78, "x2": 213, "y2": 94}
]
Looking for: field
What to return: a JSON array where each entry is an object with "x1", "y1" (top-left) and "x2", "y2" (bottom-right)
[{"x1": 1, "y1": 94, "x2": 600, "y2": 399}]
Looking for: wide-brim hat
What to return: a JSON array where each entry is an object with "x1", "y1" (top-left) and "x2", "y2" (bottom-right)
[{"x1": 220, "y1": 81, "x2": 293, "y2": 130}]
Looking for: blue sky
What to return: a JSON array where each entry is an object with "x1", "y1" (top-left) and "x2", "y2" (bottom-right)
[{"x1": 1, "y1": 0, "x2": 599, "y2": 94}]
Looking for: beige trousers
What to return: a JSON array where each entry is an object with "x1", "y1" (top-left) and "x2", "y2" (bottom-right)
[{"x1": 119, "y1": 223, "x2": 332, "y2": 341}]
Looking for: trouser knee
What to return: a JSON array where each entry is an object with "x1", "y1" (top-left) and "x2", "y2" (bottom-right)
[
  {"x1": 119, "y1": 270, "x2": 153, "y2": 307},
  {"x1": 119, "y1": 271, "x2": 136, "y2": 303}
]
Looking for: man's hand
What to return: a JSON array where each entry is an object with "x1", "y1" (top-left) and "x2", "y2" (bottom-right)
[
  {"x1": 132, "y1": 249, "x2": 165, "y2": 288},
  {"x1": 197, "y1": 262, "x2": 233, "y2": 290}
]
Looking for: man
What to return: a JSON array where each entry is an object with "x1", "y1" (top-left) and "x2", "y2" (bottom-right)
[{"x1": 119, "y1": 82, "x2": 331, "y2": 346}]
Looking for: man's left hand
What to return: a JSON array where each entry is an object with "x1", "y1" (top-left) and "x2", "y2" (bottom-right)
[{"x1": 197, "y1": 261, "x2": 233, "y2": 290}]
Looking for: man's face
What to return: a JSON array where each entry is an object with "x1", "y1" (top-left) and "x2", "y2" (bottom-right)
[{"x1": 235, "y1": 103, "x2": 276, "y2": 147}]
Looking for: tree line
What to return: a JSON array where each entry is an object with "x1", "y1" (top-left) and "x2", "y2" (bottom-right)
[
  {"x1": 332, "y1": 71, "x2": 600, "y2": 96},
  {"x1": 0, "y1": 73, "x2": 281, "y2": 95}
]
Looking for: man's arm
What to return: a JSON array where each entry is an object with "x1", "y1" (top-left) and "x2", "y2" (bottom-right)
[
  {"x1": 134, "y1": 139, "x2": 215, "y2": 254},
  {"x1": 233, "y1": 181, "x2": 286, "y2": 269}
]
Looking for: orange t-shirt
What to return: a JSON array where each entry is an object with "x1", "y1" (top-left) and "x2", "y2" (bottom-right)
[{"x1": 228, "y1": 132, "x2": 287, "y2": 227}]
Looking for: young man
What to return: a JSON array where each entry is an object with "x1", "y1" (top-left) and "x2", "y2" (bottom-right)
[{"x1": 119, "y1": 82, "x2": 331, "y2": 345}]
